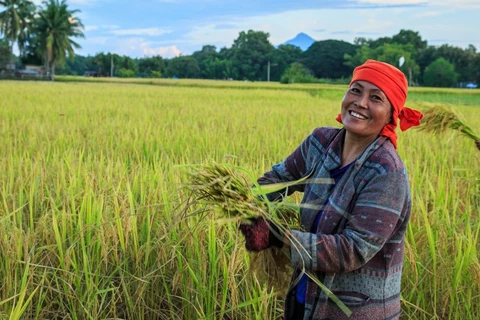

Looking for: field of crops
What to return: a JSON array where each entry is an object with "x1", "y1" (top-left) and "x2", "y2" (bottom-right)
[{"x1": 0, "y1": 78, "x2": 479, "y2": 319}]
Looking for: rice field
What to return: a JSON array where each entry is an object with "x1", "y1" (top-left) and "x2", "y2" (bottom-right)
[{"x1": 0, "y1": 78, "x2": 479, "y2": 319}]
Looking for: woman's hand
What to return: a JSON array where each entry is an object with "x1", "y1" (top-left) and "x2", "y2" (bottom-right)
[{"x1": 239, "y1": 217, "x2": 284, "y2": 252}]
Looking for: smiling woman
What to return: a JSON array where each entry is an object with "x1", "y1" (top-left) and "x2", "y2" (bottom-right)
[{"x1": 239, "y1": 60, "x2": 424, "y2": 319}]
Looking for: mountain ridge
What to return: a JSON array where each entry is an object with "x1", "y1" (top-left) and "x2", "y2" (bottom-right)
[{"x1": 282, "y1": 32, "x2": 316, "y2": 51}]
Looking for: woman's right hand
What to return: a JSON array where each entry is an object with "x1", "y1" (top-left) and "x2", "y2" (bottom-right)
[{"x1": 239, "y1": 217, "x2": 284, "y2": 252}]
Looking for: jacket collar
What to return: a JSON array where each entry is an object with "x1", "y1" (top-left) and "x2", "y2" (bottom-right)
[{"x1": 324, "y1": 128, "x2": 388, "y2": 171}]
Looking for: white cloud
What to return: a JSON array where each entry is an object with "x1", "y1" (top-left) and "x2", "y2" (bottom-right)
[
  {"x1": 142, "y1": 45, "x2": 182, "y2": 58},
  {"x1": 414, "y1": 11, "x2": 442, "y2": 17},
  {"x1": 85, "y1": 25, "x2": 98, "y2": 31},
  {"x1": 101, "y1": 24, "x2": 120, "y2": 30},
  {"x1": 84, "y1": 36, "x2": 111, "y2": 45},
  {"x1": 110, "y1": 28, "x2": 173, "y2": 36},
  {"x1": 433, "y1": 0, "x2": 480, "y2": 9}
]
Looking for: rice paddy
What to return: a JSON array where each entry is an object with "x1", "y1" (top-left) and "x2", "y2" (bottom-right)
[{"x1": 0, "y1": 78, "x2": 479, "y2": 319}]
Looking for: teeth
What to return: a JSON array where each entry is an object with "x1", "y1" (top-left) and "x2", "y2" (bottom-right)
[{"x1": 350, "y1": 111, "x2": 366, "y2": 120}]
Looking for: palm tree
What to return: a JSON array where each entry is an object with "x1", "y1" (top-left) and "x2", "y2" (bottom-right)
[
  {"x1": 34, "y1": 0, "x2": 84, "y2": 80},
  {"x1": 0, "y1": 0, "x2": 36, "y2": 66}
]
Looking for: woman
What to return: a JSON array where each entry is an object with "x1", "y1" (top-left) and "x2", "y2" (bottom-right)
[{"x1": 240, "y1": 60, "x2": 423, "y2": 320}]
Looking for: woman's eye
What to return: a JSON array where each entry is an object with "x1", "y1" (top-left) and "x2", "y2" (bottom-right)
[
  {"x1": 371, "y1": 95, "x2": 382, "y2": 101},
  {"x1": 350, "y1": 88, "x2": 360, "y2": 93}
]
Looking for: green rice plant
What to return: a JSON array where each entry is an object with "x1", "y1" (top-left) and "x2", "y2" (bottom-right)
[{"x1": 0, "y1": 80, "x2": 478, "y2": 319}]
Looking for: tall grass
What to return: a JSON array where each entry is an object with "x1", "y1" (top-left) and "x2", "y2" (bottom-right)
[{"x1": 0, "y1": 80, "x2": 479, "y2": 319}]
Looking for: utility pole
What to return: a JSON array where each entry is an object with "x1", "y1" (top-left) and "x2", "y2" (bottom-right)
[
  {"x1": 110, "y1": 54, "x2": 114, "y2": 77},
  {"x1": 267, "y1": 61, "x2": 270, "y2": 82},
  {"x1": 267, "y1": 61, "x2": 277, "y2": 82}
]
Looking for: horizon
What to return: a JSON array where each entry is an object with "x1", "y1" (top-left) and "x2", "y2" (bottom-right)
[{"x1": 23, "y1": 0, "x2": 480, "y2": 58}]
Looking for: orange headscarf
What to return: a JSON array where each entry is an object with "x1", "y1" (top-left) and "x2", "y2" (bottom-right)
[{"x1": 336, "y1": 59, "x2": 423, "y2": 148}]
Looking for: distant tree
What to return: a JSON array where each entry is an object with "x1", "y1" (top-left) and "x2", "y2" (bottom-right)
[
  {"x1": 165, "y1": 56, "x2": 200, "y2": 78},
  {"x1": 118, "y1": 55, "x2": 138, "y2": 75},
  {"x1": 269, "y1": 44, "x2": 303, "y2": 82},
  {"x1": 435, "y1": 44, "x2": 475, "y2": 83},
  {"x1": 417, "y1": 45, "x2": 438, "y2": 83},
  {"x1": 33, "y1": 0, "x2": 84, "y2": 79},
  {"x1": 418, "y1": 44, "x2": 476, "y2": 84},
  {"x1": 301, "y1": 39, "x2": 356, "y2": 79},
  {"x1": 344, "y1": 45, "x2": 374, "y2": 68},
  {"x1": 367, "y1": 36, "x2": 392, "y2": 49},
  {"x1": 118, "y1": 68, "x2": 135, "y2": 78},
  {"x1": 280, "y1": 62, "x2": 316, "y2": 84},
  {"x1": 391, "y1": 29, "x2": 427, "y2": 52},
  {"x1": 353, "y1": 37, "x2": 369, "y2": 46},
  {"x1": 151, "y1": 70, "x2": 162, "y2": 78},
  {"x1": 471, "y1": 53, "x2": 480, "y2": 84},
  {"x1": 138, "y1": 55, "x2": 165, "y2": 78},
  {"x1": 423, "y1": 58, "x2": 458, "y2": 87},
  {"x1": 345, "y1": 43, "x2": 420, "y2": 85},
  {"x1": 230, "y1": 30, "x2": 274, "y2": 81},
  {"x1": 217, "y1": 46, "x2": 236, "y2": 79},
  {"x1": 0, "y1": 37, "x2": 10, "y2": 69},
  {"x1": 0, "y1": 0, "x2": 36, "y2": 59},
  {"x1": 92, "y1": 52, "x2": 121, "y2": 76},
  {"x1": 192, "y1": 45, "x2": 219, "y2": 79},
  {"x1": 56, "y1": 54, "x2": 94, "y2": 75}
]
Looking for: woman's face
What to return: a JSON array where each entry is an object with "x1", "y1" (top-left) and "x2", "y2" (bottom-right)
[{"x1": 341, "y1": 80, "x2": 392, "y2": 140}]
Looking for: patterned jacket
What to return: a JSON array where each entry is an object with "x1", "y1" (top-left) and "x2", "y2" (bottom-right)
[{"x1": 258, "y1": 127, "x2": 411, "y2": 320}]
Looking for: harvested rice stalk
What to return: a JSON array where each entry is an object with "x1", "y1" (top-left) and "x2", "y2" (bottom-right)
[
  {"x1": 179, "y1": 161, "x2": 304, "y2": 228},
  {"x1": 419, "y1": 106, "x2": 479, "y2": 141},
  {"x1": 177, "y1": 161, "x2": 299, "y2": 290},
  {"x1": 177, "y1": 161, "x2": 351, "y2": 316}
]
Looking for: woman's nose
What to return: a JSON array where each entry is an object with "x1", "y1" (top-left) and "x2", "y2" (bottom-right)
[{"x1": 355, "y1": 94, "x2": 369, "y2": 108}]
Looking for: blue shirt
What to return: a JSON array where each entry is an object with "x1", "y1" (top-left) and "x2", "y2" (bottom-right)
[{"x1": 296, "y1": 162, "x2": 353, "y2": 304}]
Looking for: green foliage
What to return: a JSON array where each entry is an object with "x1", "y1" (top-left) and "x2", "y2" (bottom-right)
[
  {"x1": 280, "y1": 62, "x2": 317, "y2": 84},
  {"x1": 0, "y1": 37, "x2": 10, "y2": 69},
  {"x1": 345, "y1": 43, "x2": 420, "y2": 85},
  {"x1": 423, "y1": 58, "x2": 459, "y2": 87},
  {"x1": 230, "y1": 30, "x2": 275, "y2": 81},
  {"x1": 151, "y1": 70, "x2": 162, "y2": 78},
  {"x1": 0, "y1": 0, "x2": 36, "y2": 55},
  {"x1": 118, "y1": 55, "x2": 138, "y2": 74},
  {"x1": 55, "y1": 54, "x2": 94, "y2": 75},
  {"x1": 301, "y1": 39, "x2": 356, "y2": 79},
  {"x1": 138, "y1": 55, "x2": 165, "y2": 78},
  {"x1": 165, "y1": 56, "x2": 200, "y2": 79},
  {"x1": 31, "y1": 0, "x2": 84, "y2": 79},
  {"x1": 391, "y1": 29, "x2": 427, "y2": 52},
  {"x1": 192, "y1": 45, "x2": 223, "y2": 79},
  {"x1": 267, "y1": 44, "x2": 302, "y2": 82},
  {"x1": 117, "y1": 68, "x2": 136, "y2": 78}
]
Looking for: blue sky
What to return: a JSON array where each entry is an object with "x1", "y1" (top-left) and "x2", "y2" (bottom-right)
[{"x1": 38, "y1": 0, "x2": 479, "y2": 58}]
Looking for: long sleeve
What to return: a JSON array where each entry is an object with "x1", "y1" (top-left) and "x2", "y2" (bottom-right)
[{"x1": 289, "y1": 170, "x2": 410, "y2": 273}]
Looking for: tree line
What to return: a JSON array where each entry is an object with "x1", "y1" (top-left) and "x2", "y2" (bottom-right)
[{"x1": 1, "y1": 0, "x2": 479, "y2": 87}]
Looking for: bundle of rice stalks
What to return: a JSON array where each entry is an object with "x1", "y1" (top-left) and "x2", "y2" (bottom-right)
[
  {"x1": 179, "y1": 161, "x2": 303, "y2": 227},
  {"x1": 177, "y1": 161, "x2": 301, "y2": 290},
  {"x1": 177, "y1": 161, "x2": 351, "y2": 316},
  {"x1": 419, "y1": 106, "x2": 479, "y2": 141}
]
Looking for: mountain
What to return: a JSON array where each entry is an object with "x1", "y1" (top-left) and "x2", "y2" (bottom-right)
[{"x1": 283, "y1": 32, "x2": 316, "y2": 51}]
